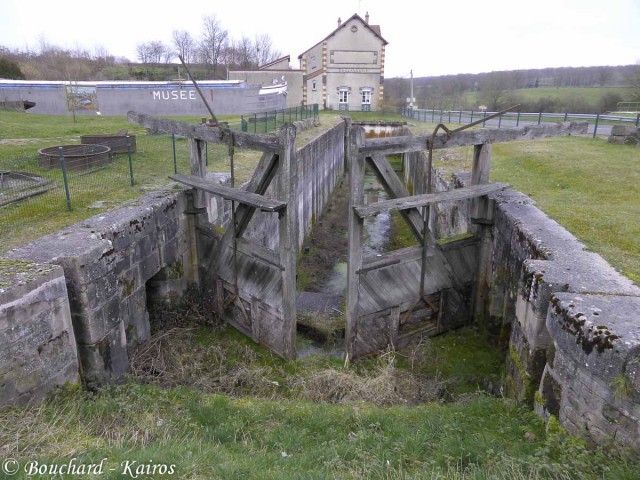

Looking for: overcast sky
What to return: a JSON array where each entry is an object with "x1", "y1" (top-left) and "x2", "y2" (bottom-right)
[{"x1": 1, "y1": 0, "x2": 638, "y2": 78}]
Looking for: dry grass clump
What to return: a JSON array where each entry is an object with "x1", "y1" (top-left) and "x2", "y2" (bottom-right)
[
  {"x1": 130, "y1": 327, "x2": 284, "y2": 398},
  {"x1": 295, "y1": 351, "x2": 443, "y2": 407}
]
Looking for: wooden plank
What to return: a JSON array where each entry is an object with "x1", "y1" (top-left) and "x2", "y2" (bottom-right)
[
  {"x1": 127, "y1": 111, "x2": 281, "y2": 152},
  {"x1": 234, "y1": 152, "x2": 279, "y2": 236},
  {"x1": 170, "y1": 174, "x2": 286, "y2": 212},
  {"x1": 251, "y1": 297, "x2": 261, "y2": 343},
  {"x1": 360, "y1": 121, "x2": 589, "y2": 155},
  {"x1": 277, "y1": 124, "x2": 298, "y2": 360},
  {"x1": 470, "y1": 142, "x2": 494, "y2": 326},
  {"x1": 366, "y1": 154, "x2": 467, "y2": 291},
  {"x1": 358, "y1": 246, "x2": 425, "y2": 274},
  {"x1": 346, "y1": 125, "x2": 367, "y2": 362},
  {"x1": 188, "y1": 138, "x2": 207, "y2": 208},
  {"x1": 235, "y1": 238, "x2": 283, "y2": 270},
  {"x1": 354, "y1": 182, "x2": 510, "y2": 218}
]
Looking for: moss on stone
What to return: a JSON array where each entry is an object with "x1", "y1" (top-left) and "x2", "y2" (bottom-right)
[
  {"x1": 0, "y1": 258, "x2": 56, "y2": 285},
  {"x1": 508, "y1": 343, "x2": 536, "y2": 405}
]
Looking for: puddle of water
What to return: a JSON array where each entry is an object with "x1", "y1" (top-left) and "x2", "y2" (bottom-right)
[{"x1": 317, "y1": 173, "x2": 390, "y2": 296}]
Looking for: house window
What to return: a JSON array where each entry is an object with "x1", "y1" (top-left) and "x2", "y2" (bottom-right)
[
  {"x1": 337, "y1": 87, "x2": 349, "y2": 111},
  {"x1": 312, "y1": 80, "x2": 317, "y2": 91},
  {"x1": 360, "y1": 87, "x2": 372, "y2": 111}
]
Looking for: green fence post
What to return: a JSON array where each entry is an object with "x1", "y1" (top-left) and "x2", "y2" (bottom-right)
[
  {"x1": 593, "y1": 113, "x2": 600, "y2": 138},
  {"x1": 127, "y1": 136, "x2": 134, "y2": 186},
  {"x1": 564, "y1": 112, "x2": 568, "y2": 121},
  {"x1": 59, "y1": 147, "x2": 72, "y2": 211},
  {"x1": 172, "y1": 134, "x2": 178, "y2": 174},
  {"x1": 470, "y1": 111, "x2": 474, "y2": 123},
  {"x1": 482, "y1": 111, "x2": 487, "y2": 127},
  {"x1": 538, "y1": 112, "x2": 542, "y2": 125},
  {"x1": 636, "y1": 113, "x2": 639, "y2": 127},
  {"x1": 205, "y1": 141, "x2": 208, "y2": 167},
  {"x1": 516, "y1": 111, "x2": 520, "y2": 126},
  {"x1": 458, "y1": 110, "x2": 462, "y2": 124},
  {"x1": 498, "y1": 114, "x2": 502, "y2": 128}
]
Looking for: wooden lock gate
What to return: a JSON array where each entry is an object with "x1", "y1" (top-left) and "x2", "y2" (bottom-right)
[{"x1": 128, "y1": 111, "x2": 588, "y2": 361}]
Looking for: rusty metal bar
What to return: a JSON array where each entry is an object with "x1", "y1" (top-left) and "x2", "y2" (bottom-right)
[{"x1": 178, "y1": 55, "x2": 219, "y2": 126}]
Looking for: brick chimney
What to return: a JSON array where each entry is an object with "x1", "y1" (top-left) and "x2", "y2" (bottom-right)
[{"x1": 365, "y1": 12, "x2": 370, "y2": 24}]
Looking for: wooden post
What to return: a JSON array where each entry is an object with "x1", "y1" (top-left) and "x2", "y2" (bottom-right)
[
  {"x1": 188, "y1": 138, "x2": 207, "y2": 209},
  {"x1": 471, "y1": 142, "x2": 493, "y2": 328},
  {"x1": 343, "y1": 117, "x2": 352, "y2": 172},
  {"x1": 346, "y1": 126, "x2": 366, "y2": 362},
  {"x1": 277, "y1": 124, "x2": 298, "y2": 360}
]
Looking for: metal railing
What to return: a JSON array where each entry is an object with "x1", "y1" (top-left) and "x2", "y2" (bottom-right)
[
  {"x1": 400, "y1": 107, "x2": 640, "y2": 138},
  {"x1": 241, "y1": 104, "x2": 319, "y2": 133},
  {"x1": 0, "y1": 134, "x2": 219, "y2": 246}
]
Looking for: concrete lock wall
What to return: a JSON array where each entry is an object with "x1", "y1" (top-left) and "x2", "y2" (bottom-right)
[
  {"x1": 488, "y1": 189, "x2": 640, "y2": 452},
  {"x1": 0, "y1": 261, "x2": 80, "y2": 406},
  {"x1": 3, "y1": 189, "x2": 199, "y2": 390},
  {"x1": 216, "y1": 119, "x2": 345, "y2": 252},
  {"x1": 423, "y1": 164, "x2": 640, "y2": 452}
]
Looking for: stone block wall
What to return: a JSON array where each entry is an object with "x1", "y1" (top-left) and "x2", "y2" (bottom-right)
[
  {"x1": 424, "y1": 165, "x2": 640, "y2": 452},
  {"x1": 0, "y1": 260, "x2": 79, "y2": 406},
  {"x1": 208, "y1": 121, "x2": 346, "y2": 253},
  {"x1": 4, "y1": 189, "x2": 198, "y2": 389},
  {"x1": 608, "y1": 125, "x2": 639, "y2": 146},
  {"x1": 486, "y1": 188, "x2": 640, "y2": 452}
]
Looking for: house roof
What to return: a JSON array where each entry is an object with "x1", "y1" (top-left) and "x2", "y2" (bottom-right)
[
  {"x1": 297, "y1": 13, "x2": 388, "y2": 59},
  {"x1": 259, "y1": 55, "x2": 291, "y2": 70}
]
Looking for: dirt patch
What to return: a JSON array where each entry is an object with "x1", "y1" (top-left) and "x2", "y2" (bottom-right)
[{"x1": 297, "y1": 174, "x2": 350, "y2": 292}]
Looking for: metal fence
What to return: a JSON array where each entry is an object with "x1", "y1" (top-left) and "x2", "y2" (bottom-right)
[
  {"x1": 0, "y1": 106, "x2": 322, "y2": 247},
  {"x1": 0, "y1": 134, "x2": 235, "y2": 248},
  {"x1": 241, "y1": 104, "x2": 319, "y2": 133},
  {"x1": 400, "y1": 107, "x2": 640, "y2": 138}
]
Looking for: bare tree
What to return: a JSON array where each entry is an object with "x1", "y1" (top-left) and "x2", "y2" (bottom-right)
[
  {"x1": 478, "y1": 72, "x2": 516, "y2": 111},
  {"x1": 136, "y1": 41, "x2": 170, "y2": 64},
  {"x1": 235, "y1": 36, "x2": 256, "y2": 69},
  {"x1": 253, "y1": 33, "x2": 281, "y2": 67},
  {"x1": 627, "y1": 62, "x2": 640, "y2": 102},
  {"x1": 200, "y1": 15, "x2": 228, "y2": 77},
  {"x1": 172, "y1": 30, "x2": 195, "y2": 64}
]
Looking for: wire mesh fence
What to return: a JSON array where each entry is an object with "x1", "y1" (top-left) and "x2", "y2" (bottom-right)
[
  {"x1": 0, "y1": 133, "x2": 239, "y2": 251},
  {"x1": 0, "y1": 105, "x2": 318, "y2": 250},
  {"x1": 241, "y1": 104, "x2": 319, "y2": 133}
]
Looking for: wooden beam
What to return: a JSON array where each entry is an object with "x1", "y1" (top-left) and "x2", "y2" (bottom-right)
[
  {"x1": 277, "y1": 124, "x2": 298, "y2": 360},
  {"x1": 233, "y1": 152, "x2": 279, "y2": 237},
  {"x1": 360, "y1": 121, "x2": 588, "y2": 155},
  {"x1": 188, "y1": 138, "x2": 207, "y2": 208},
  {"x1": 206, "y1": 152, "x2": 279, "y2": 277},
  {"x1": 367, "y1": 154, "x2": 424, "y2": 243},
  {"x1": 127, "y1": 111, "x2": 281, "y2": 152},
  {"x1": 354, "y1": 182, "x2": 510, "y2": 218},
  {"x1": 170, "y1": 174, "x2": 286, "y2": 212},
  {"x1": 346, "y1": 125, "x2": 366, "y2": 362}
]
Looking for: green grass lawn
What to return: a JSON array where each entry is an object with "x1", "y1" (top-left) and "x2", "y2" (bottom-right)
[
  {"x1": 1, "y1": 110, "x2": 639, "y2": 479},
  {"x1": 1, "y1": 321, "x2": 638, "y2": 480}
]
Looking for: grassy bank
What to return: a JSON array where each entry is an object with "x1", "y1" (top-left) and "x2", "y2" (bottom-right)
[{"x1": 1, "y1": 318, "x2": 638, "y2": 479}]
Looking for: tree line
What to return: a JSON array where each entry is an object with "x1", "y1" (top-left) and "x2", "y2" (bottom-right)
[
  {"x1": 384, "y1": 65, "x2": 640, "y2": 114},
  {"x1": 0, "y1": 14, "x2": 282, "y2": 81}
]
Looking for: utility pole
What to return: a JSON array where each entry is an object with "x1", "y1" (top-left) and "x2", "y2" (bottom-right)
[{"x1": 407, "y1": 69, "x2": 415, "y2": 110}]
